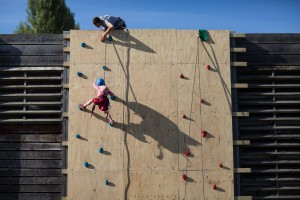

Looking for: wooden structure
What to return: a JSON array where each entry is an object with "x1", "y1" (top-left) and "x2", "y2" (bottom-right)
[
  {"x1": 64, "y1": 30, "x2": 233, "y2": 199},
  {"x1": 1, "y1": 31, "x2": 299, "y2": 200},
  {"x1": 0, "y1": 35, "x2": 65, "y2": 199},
  {"x1": 232, "y1": 34, "x2": 300, "y2": 199}
]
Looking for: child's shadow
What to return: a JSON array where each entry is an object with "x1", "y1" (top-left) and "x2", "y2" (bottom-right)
[{"x1": 81, "y1": 97, "x2": 200, "y2": 158}]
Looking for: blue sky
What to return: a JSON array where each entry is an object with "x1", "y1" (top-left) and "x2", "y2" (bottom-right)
[{"x1": 1, "y1": 0, "x2": 300, "y2": 34}]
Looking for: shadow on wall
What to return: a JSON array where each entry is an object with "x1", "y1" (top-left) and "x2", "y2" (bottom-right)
[
  {"x1": 0, "y1": 38, "x2": 21, "y2": 68},
  {"x1": 82, "y1": 98, "x2": 200, "y2": 158},
  {"x1": 106, "y1": 30, "x2": 156, "y2": 53}
]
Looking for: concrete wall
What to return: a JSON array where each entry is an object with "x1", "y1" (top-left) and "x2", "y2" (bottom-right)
[{"x1": 66, "y1": 29, "x2": 233, "y2": 199}]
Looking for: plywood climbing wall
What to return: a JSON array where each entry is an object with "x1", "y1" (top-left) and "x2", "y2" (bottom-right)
[{"x1": 67, "y1": 29, "x2": 233, "y2": 200}]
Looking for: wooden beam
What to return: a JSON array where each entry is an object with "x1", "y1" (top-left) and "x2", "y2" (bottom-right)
[
  {"x1": 62, "y1": 141, "x2": 68, "y2": 147},
  {"x1": 62, "y1": 112, "x2": 68, "y2": 117},
  {"x1": 230, "y1": 48, "x2": 246, "y2": 53},
  {"x1": 231, "y1": 62, "x2": 247, "y2": 67},
  {"x1": 234, "y1": 168, "x2": 251, "y2": 173},
  {"x1": 0, "y1": 119, "x2": 61, "y2": 123},
  {"x1": 0, "y1": 85, "x2": 61, "y2": 89},
  {"x1": 234, "y1": 140, "x2": 251, "y2": 145},
  {"x1": 62, "y1": 169, "x2": 68, "y2": 175},
  {"x1": 64, "y1": 34, "x2": 70, "y2": 39},
  {"x1": 63, "y1": 47, "x2": 70, "y2": 52},
  {"x1": 232, "y1": 83, "x2": 248, "y2": 88},
  {"x1": 63, "y1": 62, "x2": 70, "y2": 67},
  {"x1": 230, "y1": 33, "x2": 246, "y2": 38},
  {"x1": 0, "y1": 110, "x2": 61, "y2": 114},
  {"x1": 0, "y1": 66, "x2": 64, "y2": 71},
  {"x1": 232, "y1": 112, "x2": 249, "y2": 117},
  {"x1": 63, "y1": 84, "x2": 69, "y2": 89},
  {"x1": 235, "y1": 196, "x2": 252, "y2": 200}
]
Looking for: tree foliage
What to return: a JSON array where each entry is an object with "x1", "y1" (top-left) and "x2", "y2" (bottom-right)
[{"x1": 15, "y1": 0, "x2": 79, "y2": 34}]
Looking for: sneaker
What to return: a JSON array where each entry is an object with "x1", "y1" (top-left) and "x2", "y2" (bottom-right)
[{"x1": 78, "y1": 104, "x2": 85, "y2": 110}]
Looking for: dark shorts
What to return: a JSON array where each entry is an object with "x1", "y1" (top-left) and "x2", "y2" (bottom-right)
[{"x1": 114, "y1": 18, "x2": 126, "y2": 30}]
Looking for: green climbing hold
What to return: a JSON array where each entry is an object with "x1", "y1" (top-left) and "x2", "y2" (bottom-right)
[{"x1": 198, "y1": 30, "x2": 208, "y2": 41}]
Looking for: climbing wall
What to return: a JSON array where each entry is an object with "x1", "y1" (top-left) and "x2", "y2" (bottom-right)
[{"x1": 66, "y1": 29, "x2": 233, "y2": 199}]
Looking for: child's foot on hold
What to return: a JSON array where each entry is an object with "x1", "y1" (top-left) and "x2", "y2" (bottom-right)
[
  {"x1": 108, "y1": 119, "x2": 114, "y2": 126},
  {"x1": 78, "y1": 104, "x2": 86, "y2": 110}
]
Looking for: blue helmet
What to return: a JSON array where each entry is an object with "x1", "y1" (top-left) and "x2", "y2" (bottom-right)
[{"x1": 95, "y1": 78, "x2": 105, "y2": 86}]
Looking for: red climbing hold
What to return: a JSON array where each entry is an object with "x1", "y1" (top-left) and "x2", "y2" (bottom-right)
[
  {"x1": 206, "y1": 64, "x2": 211, "y2": 70},
  {"x1": 201, "y1": 131, "x2": 207, "y2": 138},
  {"x1": 218, "y1": 163, "x2": 223, "y2": 168},
  {"x1": 212, "y1": 185, "x2": 217, "y2": 190},
  {"x1": 201, "y1": 99, "x2": 205, "y2": 104},
  {"x1": 184, "y1": 151, "x2": 190, "y2": 157},
  {"x1": 183, "y1": 114, "x2": 187, "y2": 119},
  {"x1": 182, "y1": 174, "x2": 187, "y2": 181},
  {"x1": 180, "y1": 74, "x2": 185, "y2": 79}
]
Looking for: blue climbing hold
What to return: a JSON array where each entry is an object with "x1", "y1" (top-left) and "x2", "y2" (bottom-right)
[
  {"x1": 84, "y1": 162, "x2": 89, "y2": 168},
  {"x1": 81, "y1": 42, "x2": 86, "y2": 47},
  {"x1": 110, "y1": 96, "x2": 116, "y2": 100},
  {"x1": 198, "y1": 30, "x2": 208, "y2": 41},
  {"x1": 77, "y1": 72, "x2": 83, "y2": 77},
  {"x1": 107, "y1": 35, "x2": 113, "y2": 41},
  {"x1": 102, "y1": 66, "x2": 107, "y2": 70},
  {"x1": 76, "y1": 134, "x2": 80, "y2": 139},
  {"x1": 99, "y1": 148, "x2": 104, "y2": 153},
  {"x1": 105, "y1": 179, "x2": 109, "y2": 185},
  {"x1": 95, "y1": 78, "x2": 105, "y2": 86}
]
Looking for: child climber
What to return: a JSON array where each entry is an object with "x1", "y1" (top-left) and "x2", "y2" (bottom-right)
[{"x1": 78, "y1": 78, "x2": 115, "y2": 126}]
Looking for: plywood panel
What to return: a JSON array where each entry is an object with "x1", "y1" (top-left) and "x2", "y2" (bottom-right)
[
  {"x1": 68, "y1": 62, "x2": 125, "y2": 171},
  {"x1": 176, "y1": 30, "x2": 198, "y2": 64},
  {"x1": 177, "y1": 64, "x2": 202, "y2": 170},
  {"x1": 67, "y1": 30, "x2": 233, "y2": 199},
  {"x1": 118, "y1": 29, "x2": 152, "y2": 64},
  {"x1": 178, "y1": 171, "x2": 204, "y2": 200},
  {"x1": 203, "y1": 171, "x2": 234, "y2": 200},
  {"x1": 70, "y1": 30, "x2": 126, "y2": 64},
  {"x1": 124, "y1": 64, "x2": 179, "y2": 170},
  {"x1": 125, "y1": 171, "x2": 180, "y2": 200},
  {"x1": 149, "y1": 30, "x2": 177, "y2": 64},
  {"x1": 200, "y1": 62, "x2": 233, "y2": 170},
  {"x1": 68, "y1": 171, "x2": 124, "y2": 200}
]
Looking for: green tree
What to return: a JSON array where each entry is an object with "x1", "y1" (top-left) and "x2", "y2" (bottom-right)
[{"x1": 15, "y1": 0, "x2": 79, "y2": 34}]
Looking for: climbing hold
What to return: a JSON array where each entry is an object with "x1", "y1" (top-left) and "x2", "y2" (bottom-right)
[
  {"x1": 180, "y1": 74, "x2": 185, "y2": 79},
  {"x1": 212, "y1": 185, "x2": 217, "y2": 190},
  {"x1": 201, "y1": 131, "x2": 207, "y2": 138},
  {"x1": 183, "y1": 151, "x2": 190, "y2": 157},
  {"x1": 75, "y1": 134, "x2": 80, "y2": 139},
  {"x1": 84, "y1": 162, "x2": 89, "y2": 168},
  {"x1": 198, "y1": 30, "x2": 208, "y2": 41},
  {"x1": 201, "y1": 99, "x2": 205, "y2": 104},
  {"x1": 206, "y1": 64, "x2": 211, "y2": 70},
  {"x1": 99, "y1": 148, "x2": 104, "y2": 153},
  {"x1": 105, "y1": 179, "x2": 109, "y2": 185},
  {"x1": 110, "y1": 96, "x2": 116, "y2": 100},
  {"x1": 77, "y1": 72, "x2": 83, "y2": 77},
  {"x1": 218, "y1": 163, "x2": 223, "y2": 168},
  {"x1": 102, "y1": 66, "x2": 107, "y2": 70},
  {"x1": 183, "y1": 114, "x2": 187, "y2": 119},
  {"x1": 109, "y1": 120, "x2": 114, "y2": 126},
  {"x1": 80, "y1": 42, "x2": 86, "y2": 47},
  {"x1": 182, "y1": 174, "x2": 187, "y2": 181},
  {"x1": 107, "y1": 35, "x2": 113, "y2": 41}
]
